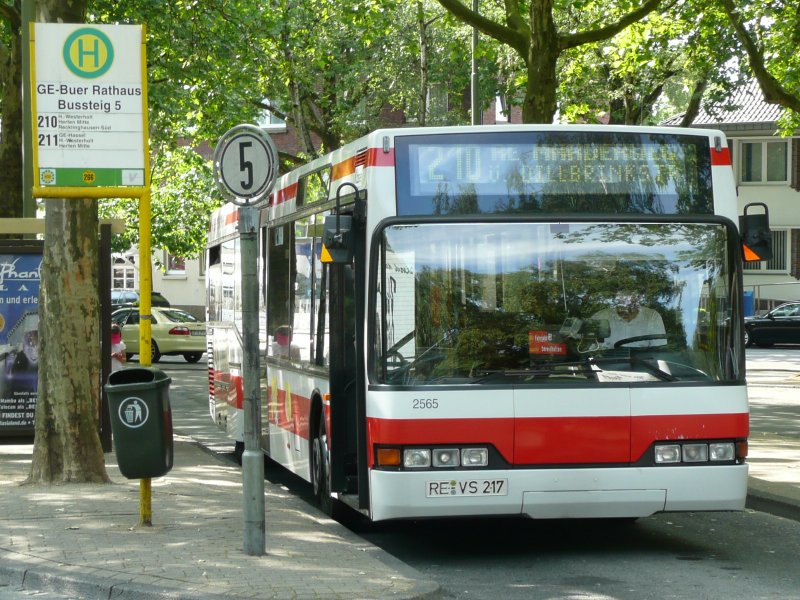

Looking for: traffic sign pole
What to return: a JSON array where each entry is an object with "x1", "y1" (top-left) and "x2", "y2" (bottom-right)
[
  {"x1": 214, "y1": 125, "x2": 278, "y2": 556},
  {"x1": 239, "y1": 206, "x2": 264, "y2": 555}
]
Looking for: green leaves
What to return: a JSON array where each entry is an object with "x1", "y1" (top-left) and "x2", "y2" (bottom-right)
[
  {"x1": 77, "y1": 0, "x2": 800, "y2": 260},
  {"x1": 98, "y1": 145, "x2": 223, "y2": 259}
]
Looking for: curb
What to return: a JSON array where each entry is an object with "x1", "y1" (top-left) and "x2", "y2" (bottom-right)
[
  {"x1": 746, "y1": 489, "x2": 800, "y2": 523},
  {"x1": 0, "y1": 553, "x2": 440, "y2": 600}
]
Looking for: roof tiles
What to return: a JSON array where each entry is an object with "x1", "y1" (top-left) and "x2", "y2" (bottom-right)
[{"x1": 663, "y1": 80, "x2": 784, "y2": 126}]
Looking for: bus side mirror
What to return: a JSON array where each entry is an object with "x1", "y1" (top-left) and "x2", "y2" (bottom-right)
[
  {"x1": 320, "y1": 182, "x2": 366, "y2": 264},
  {"x1": 321, "y1": 214, "x2": 354, "y2": 264},
  {"x1": 739, "y1": 202, "x2": 772, "y2": 262}
]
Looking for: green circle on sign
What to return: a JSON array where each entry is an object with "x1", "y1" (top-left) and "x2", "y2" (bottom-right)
[{"x1": 63, "y1": 28, "x2": 114, "y2": 79}]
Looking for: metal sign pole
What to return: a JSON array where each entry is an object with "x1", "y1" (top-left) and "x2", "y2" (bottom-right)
[
  {"x1": 213, "y1": 125, "x2": 277, "y2": 556},
  {"x1": 239, "y1": 206, "x2": 264, "y2": 554}
]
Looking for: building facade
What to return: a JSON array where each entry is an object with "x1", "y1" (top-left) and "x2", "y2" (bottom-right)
[{"x1": 665, "y1": 81, "x2": 800, "y2": 309}]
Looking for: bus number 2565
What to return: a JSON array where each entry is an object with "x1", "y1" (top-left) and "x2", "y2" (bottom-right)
[{"x1": 413, "y1": 398, "x2": 438, "y2": 409}]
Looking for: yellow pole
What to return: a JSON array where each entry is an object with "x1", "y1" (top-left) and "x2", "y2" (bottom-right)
[
  {"x1": 138, "y1": 187, "x2": 152, "y2": 526},
  {"x1": 137, "y1": 25, "x2": 154, "y2": 527},
  {"x1": 139, "y1": 188, "x2": 152, "y2": 369}
]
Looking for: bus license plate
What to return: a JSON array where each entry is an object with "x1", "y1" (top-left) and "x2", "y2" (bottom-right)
[{"x1": 426, "y1": 479, "x2": 507, "y2": 497}]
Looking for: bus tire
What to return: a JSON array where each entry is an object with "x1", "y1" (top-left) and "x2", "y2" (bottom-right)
[{"x1": 312, "y1": 414, "x2": 334, "y2": 516}]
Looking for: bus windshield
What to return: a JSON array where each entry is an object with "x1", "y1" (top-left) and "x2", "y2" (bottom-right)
[{"x1": 374, "y1": 221, "x2": 741, "y2": 386}]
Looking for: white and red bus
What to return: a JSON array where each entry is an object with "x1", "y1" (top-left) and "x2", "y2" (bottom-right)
[{"x1": 207, "y1": 125, "x2": 768, "y2": 522}]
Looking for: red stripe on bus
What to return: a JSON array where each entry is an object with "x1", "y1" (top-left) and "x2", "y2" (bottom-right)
[
  {"x1": 267, "y1": 387, "x2": 312, "y2": 440},
  {"x1": 711, "y1": 147, "x2": 731, "y2": 166},
  {"x1": 211, "y1": 370, "x2": 243, "y2": 410},
  {"x1": 224, "y1": 207, "x2": 238, "y2": 225},
  {"x1": 367, "y1": 417, "x2": 515, "y2": 467},
  {"x1": 630, "y1": 412, "x2": 748, "y2": 460},
  {"x1": 367, "y1": 412, "x2": 748, "y2": 467},
  {"x1": 273, "y1": 182, "x2": 298, "y2": 206},
  {"x1": 331, "y1": 147, "x2": 395, "y2": 182},
  {"x1": 514, "y1": 416, "x2": 629, "y2": 464},
  {"x1": 367, "y1": 147, "x2": 395, "y2": 167}
]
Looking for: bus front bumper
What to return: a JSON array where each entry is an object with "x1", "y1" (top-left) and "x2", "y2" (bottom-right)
[{"x1": 368, "y1": 464, "x2": 748, "y2": 522}]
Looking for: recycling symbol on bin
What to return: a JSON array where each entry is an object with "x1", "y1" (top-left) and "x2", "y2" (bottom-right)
[{"x1": 118, "y1": 397, "x2": 149, "y2": 429}]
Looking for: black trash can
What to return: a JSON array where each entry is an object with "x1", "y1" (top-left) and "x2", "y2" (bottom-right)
[{"x1": 105, "y1": 367, "x2": 173, "y2": 479}]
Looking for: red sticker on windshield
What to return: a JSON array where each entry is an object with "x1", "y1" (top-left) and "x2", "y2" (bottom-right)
[{"x1": 529, "y1": 331, "x2": 567, "y2": 355}]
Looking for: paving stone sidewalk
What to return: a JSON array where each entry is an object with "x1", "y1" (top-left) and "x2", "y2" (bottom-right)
[{"x1": 0, "y1": 435, "x2": 439, "y2": 600}]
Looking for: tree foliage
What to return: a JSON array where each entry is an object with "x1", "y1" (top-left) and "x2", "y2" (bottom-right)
[
  {"x1": 558, "y1": 1, "x2": 741, "y2": 126},
  {"x1": 717, "y1": 0, "x2": 800, "y2": 133},
  {"x1": 0, "y1": 0, "x2": 24, "y2": 220},
  {"x1": 91, "y1": 0, "x2": 481, "y2": 259},
  {"x1": 3, "y1": 0, "x2": 800, "y2": 262},
  {"x1": 435, "y1": 0, "x2": 663, "y2": 123}
]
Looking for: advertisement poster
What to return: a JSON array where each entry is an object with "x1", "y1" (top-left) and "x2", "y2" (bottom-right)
[{"x1": 0, "y1": 246, "x2": 42, "y2": 434}]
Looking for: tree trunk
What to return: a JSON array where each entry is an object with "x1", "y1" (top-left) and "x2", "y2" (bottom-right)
[
  {"x1": 28, "y1": 199, "x2": 109, "y2": 483},
  {"x1": 0, "y1": 14, "x2": 24, "y2": 220},
  {"x1": 417, "y1": 1, "x2": 428, "y2": 126},
  {"x1": 680, "y1": 75, "x2": 709, "y2": 127},
  {"x1": 523, "y1": 0, "x2": 559, "y2": 123},
  {"x1": 25, "y1": 0, "x2": 105, "y2": 485}
]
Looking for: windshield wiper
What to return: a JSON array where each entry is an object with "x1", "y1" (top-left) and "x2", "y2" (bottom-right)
[{"x1": 470, "y1": 361, "x2": 595, "y2": 382}]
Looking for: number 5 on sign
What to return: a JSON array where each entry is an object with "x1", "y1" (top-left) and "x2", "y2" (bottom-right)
[{"x1": 214, "y1": 125, "x2": 278, "y2": 206}]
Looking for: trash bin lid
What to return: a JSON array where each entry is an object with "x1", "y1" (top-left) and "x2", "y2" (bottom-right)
[{"x1": 107, "y1": 367, "x2": 171, "y2": 387}]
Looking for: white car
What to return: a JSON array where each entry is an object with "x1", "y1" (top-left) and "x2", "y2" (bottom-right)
[{"x1": 111, "y1": 306, "x2": 206, "y2": 363}]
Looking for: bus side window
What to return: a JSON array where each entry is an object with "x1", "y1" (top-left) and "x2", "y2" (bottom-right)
[
  {"x1": 313, "y1": 213, "x2": 329, "y2": 366},
  {"x1": 292, "y1": 216, "x2": 313, "y2": 364},
  {"x1": 267, "y1": 224, "x2": 292, "y2": 358}
]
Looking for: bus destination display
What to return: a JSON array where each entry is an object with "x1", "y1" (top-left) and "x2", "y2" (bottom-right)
[{"x1": 408, "y1": 140, "x2": 704, "y2": 197}]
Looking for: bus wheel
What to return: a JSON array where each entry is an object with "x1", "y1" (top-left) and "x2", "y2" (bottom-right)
[{"x1": 311, "y1": 415, "x2": 334, "y2": 516}]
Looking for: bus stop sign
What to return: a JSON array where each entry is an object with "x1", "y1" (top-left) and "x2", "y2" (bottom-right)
[{"x1": 214, "y1": 125, "x2": 278, "y2": 206}]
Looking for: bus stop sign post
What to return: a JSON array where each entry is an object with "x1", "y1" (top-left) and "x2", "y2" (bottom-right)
[{"x1": 214, "y1": 125, "x2": 278, "y2": 556}]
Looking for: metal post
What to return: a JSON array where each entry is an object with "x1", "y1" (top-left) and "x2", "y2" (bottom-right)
[
  {"x1": 240, "y1": 206, "x2": 265, "y2": 555},
  {"x1": 138, "y1": 189, "x2": 153, "y2": 526},
  {"x1": 471, "y1": 0, "x2": 480, "y2": 126}
]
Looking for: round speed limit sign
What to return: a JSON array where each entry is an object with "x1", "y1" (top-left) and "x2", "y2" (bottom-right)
[{"x1": 213, "y1": 125, "x2": 278, "y2": 205}]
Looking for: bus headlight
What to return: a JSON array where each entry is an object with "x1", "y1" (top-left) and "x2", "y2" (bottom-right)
[
  {"x1": 432, "y1": 448, "x2": 460, "y2": 467},
  {"x1": 654, "y1": 441, "x2": 739, "y2": 464},
  {"x1": 655, "y1": 444, "x2": 681, "y2": 463},
  {"x1": 388, "y1": 446, "x2": 491, "y2": 470},
  {"x1": 461, "y1": 447, "x2": 489, "y2": 467},
  {"x1": 682, "y1": 444, "x2": 709, "y2": 463},
  {"x1": 403, "y1": 448, "x2": 431, "y2": 468},
  {"x1": 710, "y1": 442, "x2": 735, "y2": 461}
]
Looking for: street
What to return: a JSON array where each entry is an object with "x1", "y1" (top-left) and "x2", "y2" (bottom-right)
[
  {"x1": 2, "y1": 349, "x2": 798, "y2": 600},
  {"x1": 154, "y1": 348, "x2": 800, "y2": 600}
]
